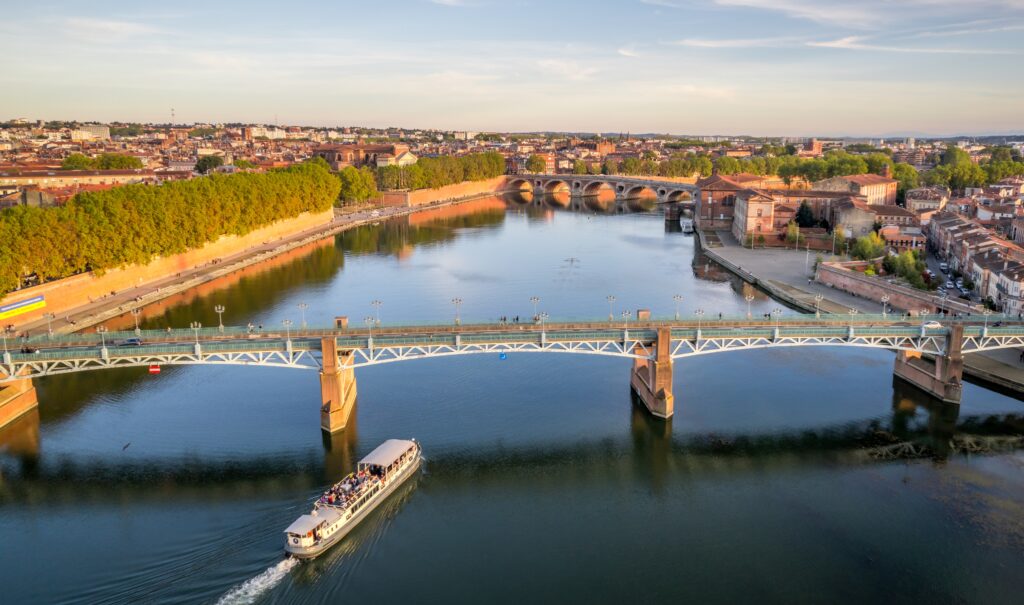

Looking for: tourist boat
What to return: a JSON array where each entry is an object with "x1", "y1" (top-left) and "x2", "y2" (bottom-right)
[
  {"x1": 284, "y1": 439, "x2": 421, "y2": 559},
  {"x1": 679, "y1": 218, "x2": 694, "y2": 234}
]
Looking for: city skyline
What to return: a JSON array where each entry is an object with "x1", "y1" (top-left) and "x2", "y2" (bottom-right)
[{"x1": 2, "y1": 0, "x2": 1024, "y2": 136}]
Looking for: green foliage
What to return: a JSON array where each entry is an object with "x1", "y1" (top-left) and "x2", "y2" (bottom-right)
[
  {"x1": 941, "y1": 146, "x2": 971, "y2": 166},
  {"x1": 375, "y1": 151, "x2": 504, "y2": 191},
  {"x1": 189, "y1": 127, "x2": 218, "y2": 138},
  {"x1": 338, "y1": 166, "x2": 378, "y2": 203},
  {"x1": 61, "y1": 153, "x2": 143, "y2": 170},
  {"x1": 851, "y1": 232, "x2": 886, "y2": 260},
  {"x1": 0, "y1": 161, "x2": 340, "y2": 294},
  {"x1": 785, "y1": 222, "x2": 803, "y2": 244},
  {"x1": 882, "y1": 250, "x2": 929, "y2": 290},
  {"x1": 526, "y1": 154, "x2": 547, "y2": 173},
  {"x1": 924, "y1": 161, "x2": 988, "y2": 191},
  {"x1": 795, "y1": 201, "x2": 815, "y2": 228},
  {"x1": 572, "y1": 160, "x2": 588, "y2": 175},
  {"x1": 892, "y1": 162, "x2": 919, "y2": 202},
  {"x1": 110, "y1": 125, "x2": 144, "y2": 137},
  {"x1": 195, "y1": 155, "x2": 224, "y2": 174},
  {"x1": 233, "y1": 159, "x2": 256, "y2": 169}
]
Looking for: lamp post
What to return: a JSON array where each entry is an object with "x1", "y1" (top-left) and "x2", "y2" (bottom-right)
[
  {"x1": 695, "y1": 308, "x2": 705, "y2": 331},
  {"x1": 849, "y1": 307, "x2": 859, "y2": 328},
  {"x1": 881, "y1": 295, "x2": 890, "y2": 318},
  {"x1": 606, "y1": 295, "x2": 616, "y2": 322},
  {"x1": 983, "y1": 309, "x2": 993, "y2": 330},
  {"x1": 190, "y1": 321, "x2": 202, "y2": 345},
  {"x1": 772, "y1": 307, "x2": 782, "y2": 329},
  {"x1": 371, "y1": 300, "x2": 382, "y2": 326},
  {"x1": 2, "y1": 330, "x2": 9, "y2": 355},
  {"x1": 530, "y1": 296, "x2": 540, "y2": 319},
  {"x1": 96, "y1": 325, "x2": 108, "y2": 349},
  {"x1": 364, "y1": 316, "x2": 375, "y2": 341},
  {"x1": 673, "y1": 294, "x2": 683, "y2": 320},
  {"x1": 538, "y1": 312, "x2": 549, "y2": 329},
  {"x1": 282, "y1": 319, "x2": 293, "y2": 343},
  {"x1": 814, "y1": 294, "x2": 823, "y2": 318},
  {"x1": 297, "y1": 302, "x2": 309, "y2": 329},
  {"x1": 451, "y1": 297, "x2": 463, "y2": 326},
  {"x1": 745, "y1": 293, "x2": 754, "y2": 319},
  {"x1": 621, "y1": 310, "x2": 632, "y2": 323},
  {"x1": 214, "y1": 305, "x2": 225, "y2": 333},
  {"x1": 805, "y1": 242, "x2": 811, "y2": 271}
]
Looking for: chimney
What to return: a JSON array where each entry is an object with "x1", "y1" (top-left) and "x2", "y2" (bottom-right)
[{"x1": 881, "y1": 163, "x2": 892, "y2": 179}]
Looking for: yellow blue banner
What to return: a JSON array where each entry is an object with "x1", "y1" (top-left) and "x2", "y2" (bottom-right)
[{"x1": 0, "y1": 295, "x2": 46, "y2": 321}]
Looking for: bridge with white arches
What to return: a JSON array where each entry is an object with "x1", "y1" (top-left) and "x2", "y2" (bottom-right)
[
  {"x1": 3, "y1": 312, "x2": 1022, "y2": 433},
  {"x1": 507, "y1": 174, "x2": 699, "y2": 204}
]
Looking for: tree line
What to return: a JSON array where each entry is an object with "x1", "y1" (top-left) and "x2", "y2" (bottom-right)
[
  {"x1": 61, "y1": 153, "x2": 144, "y2": 170},
  {"x1": 0, "y1": 160, "x2": 340, "y2": 295},
  {"x1": 373, "y1": 152, "x2": 506, "y2": 193},
  {"x1": 923, "y1": 145, "x2": 1024, "y2": 191}
]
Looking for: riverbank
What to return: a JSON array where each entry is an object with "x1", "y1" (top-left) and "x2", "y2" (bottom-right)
[
  {"x1": 696, "y1": 228, "x2": 1024, "y2": 397},
  {"x1": 15, "y1": 188, "x2": 515, "y2": 337}
]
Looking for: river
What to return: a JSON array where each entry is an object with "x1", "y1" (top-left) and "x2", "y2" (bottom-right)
[{"x1": 2, "y1": 192, "x2": 1023, "y2": 604}]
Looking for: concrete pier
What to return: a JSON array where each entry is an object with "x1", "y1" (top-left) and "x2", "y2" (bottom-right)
[
  {"x1": 630, "y1": 315, "x2": 674, "y2": 418},
  {"x1": 0, "y1": 378, "x2": 38, "y2": 430},
  {"x1": 893, "y1": 324, "x2": 964, "y2": 404},
  {"x1": 320, "y1": 337, "x2": 357, "y2": 433}
]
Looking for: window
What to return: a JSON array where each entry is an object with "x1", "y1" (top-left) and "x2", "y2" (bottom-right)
[{"x1": 756, "y1": 208, "x2": 762, "y2": 217}]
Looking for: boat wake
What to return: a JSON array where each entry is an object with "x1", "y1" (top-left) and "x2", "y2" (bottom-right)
[{"x1": 215, "y1": 557, "x2": 299, "y2": 605}]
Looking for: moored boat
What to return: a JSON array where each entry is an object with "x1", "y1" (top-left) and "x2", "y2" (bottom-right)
[{"x1": 284, "y1": 439, "x2": 421, "y2": 559}]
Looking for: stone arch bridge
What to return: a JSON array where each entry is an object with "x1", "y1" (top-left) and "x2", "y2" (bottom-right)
[
  {"x1": 507, "y1": 174, "x2": 699, "y2": 204},
  {"x1": 3, "y1": 313, "x2": 1022, "y2": 435}
]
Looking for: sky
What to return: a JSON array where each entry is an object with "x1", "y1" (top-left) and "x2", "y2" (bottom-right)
[{"x1": 2, "y1": 0, "x2": 1023, "y2": 137}]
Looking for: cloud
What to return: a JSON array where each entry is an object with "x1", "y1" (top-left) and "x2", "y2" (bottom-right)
[
  {"x1": 617, "y1": 47, "x2": 640, "y2": 57},
  {"x1": 536, "y1": 59, "x2": 598, "y2": 80},
  {"x1": 807, "y1": 35, "x2": 1017, "y2": 54},
  {"x1": 668, "y1": 37, "x2": 796, "y2": 48},
  {"x1": 63, "y1": 17, "x2": 159, "y2": 38}
]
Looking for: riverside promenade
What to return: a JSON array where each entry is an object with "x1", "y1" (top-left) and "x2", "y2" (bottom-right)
[
  {"x1": 13, "y1": 191, "x2": 507, "y2": 338},
  {"x1": 697, "y1": 229, "x2": 1024, "y2": 396}
]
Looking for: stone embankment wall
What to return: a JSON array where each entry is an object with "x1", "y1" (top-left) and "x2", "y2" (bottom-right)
[
  {"x1": 815, "y1": 262, "x2": 977, "y2": 315},
  {"x1": 381, "y1": 176, "x2": 510, "y2": 207},
  {"x1": 1, "y1": 209, "x2": 334, "y2": 329}
]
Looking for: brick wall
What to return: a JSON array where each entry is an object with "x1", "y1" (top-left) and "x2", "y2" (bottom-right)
[
  {"x1": 381, "y1": 176, "x2": 511, "y2": 207},
  {"x1": 816, "y1": 262, "x2": 976, "y2": 314},
  {"x1": 1, "y1": 209, "x2": 334, "y2": 329}
]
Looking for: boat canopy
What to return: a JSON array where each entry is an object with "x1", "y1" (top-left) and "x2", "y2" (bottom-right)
[
  {"x1": 284, "y1": 508, "x2": 342, "y2": 535},
  {"x1": 359, "y1": 439, "x2": 415, "y2": 468}
]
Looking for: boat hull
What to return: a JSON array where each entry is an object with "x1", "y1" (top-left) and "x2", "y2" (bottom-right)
[{"x1": 285, "y1": 455, "x2": 421, "y2": 560}]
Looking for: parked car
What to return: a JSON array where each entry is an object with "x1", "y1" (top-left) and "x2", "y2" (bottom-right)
[
  {"x1": 939, "y1": 262, "x2": 949, "y2": 273},
  {"x1": 20, "y1": 345, "x2": 39, "y2": 354},
  {"x1": 116, "y1": 338, "x2": 144, "y2": 347},
  {"x1": 945, "y1": 281, "x2": 955, "y2": 289}
]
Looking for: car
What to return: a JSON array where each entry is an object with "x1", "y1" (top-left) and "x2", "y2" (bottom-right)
[
  {"x1": 923, "y1": 321, "x2": 943, "y2": 329},
  {"x1": 945, "y1": 281, "x2": 955, "y2": 289},
  {"x1": 116, "y1": 337, "x2": 144, "y2": 347},
  {"x1": 939, "y1": 262, "x2": 949, "y2": 272},
  {"x1": 20, "y1": 345, "x2": 39, "y2": 354}
]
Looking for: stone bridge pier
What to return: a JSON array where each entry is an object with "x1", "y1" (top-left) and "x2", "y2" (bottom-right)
[
  {"x1": 320, "y1": 336, "x2": 358, "y2": 433},
  {"x1": 893, "y1": 324, "x2": 963, "y2": 404},
  {"x1": 0, "y1": 375, "x2": 38, "y2": 430},
  {"x1": 630, "y1": 311, "x2": 674, "y2": 419}
]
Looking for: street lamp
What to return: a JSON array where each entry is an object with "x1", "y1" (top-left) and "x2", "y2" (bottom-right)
[
  {"x1": 881, "y1": 295, "x2": 890, "y2": 318},
  {"x1": 364, "y1": 316, "x2": 375, "y2": 340},
  {"x1": 673, "y1": 294, "x2": 683, "y2": 320},
  {"x1": 96, "y1": 325, "x2": 108, "y2": 349},
  {"x1": 814, "y1": 294, "x2": 824, "y2": 318},
  {"x1": 530, "y1": 296, "x2": 540, "y2": 319},
  {"x1": 745, "y1": 293, "x2": 754, "y2": 319},
  {"x1": 371, "y1": 300, "x2": 382, "y2": 326},
  {"x1": 939, "y1": 291, "x2": 948, "y2": 316},
  {"x1": 849, "y1": 307, "x2": 859, "y2": 327},
  {"x1": 772, "y1": 307, "x2": 782, "y2": 329},
  {"x1": 621, "y1": 310, "x2": 632, "y2": 323},
  {"x1": 282, "y1": 319, "x2": 293, "y2": 343},
  {"x1": 983, "y1": 309, "x2": 993, "y2": 330},
  {"x1": 451, "y1": 297, "x2": 463, "y2": 326},
  {"x1": 695, "y1": 308, "x2": 705, "y2": 331},
  {"x1": 44, "y1": 312, "x2": 56, "y2": 338},
  {"x1": 190, "y1": 321, "x2": 202, "y2": 345},
  {"x1": 298, "y1": 302, "x2": 309, "y2": 328},
  {"x1": 538, "y1": 311, "x2": 549, "y2": 328},
  {"x1": 214, "y1": 305, "x2": 225, "y2": 333},
  {"x1": 606, "y1": 295, "x2": 616, "y2": 321}
]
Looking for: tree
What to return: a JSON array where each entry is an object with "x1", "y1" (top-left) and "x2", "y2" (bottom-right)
[
  {"x1": 941, "y1": 145, "x2": 971, "y2": 166},
  {"x1": 338, "y1": 166, "x2": 379, "y2": 203},
  {"x1": 892, "y1": 162, "x2": 919, "y2": 204},
  {"x1": 61, "y1": 153, "x2": 96, "y2": 170},
  {"x1": 572, "y1": 160, "x2": 588, "y2": 175},
  {"x1": 233, "y1": 159, "x2": 255, "y2": 169},
  {"x1": 195, "y1": 155, "x2": 224, "y2": 174},
  {"x1": 96, "y1": 153, "x2": 143, "y2": 169},
  {"x1": 851, "y1": 232, "x2": 886, "y2": 260},
  {"x1": 526, "y1": 154, "x2": 547, "y2": 173},
  {"x1": 795, "y1": 201, "x2": 815, "y2": 228}
]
